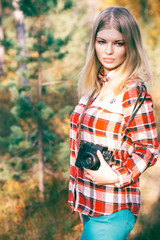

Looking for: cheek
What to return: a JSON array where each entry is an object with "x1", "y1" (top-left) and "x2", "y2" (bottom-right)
[
  {"x1": 95, "y1": 44, "x2": 100, "y2": 57},
  {"x1": 119, "y1": 48, "x2": 126, "y2": 60},
  {"x1": 95, "y1": 43, "x2": 103, "y2": 56},
  {"x1": 95, "y1": 48, "x2": 101, "y2": 62}
]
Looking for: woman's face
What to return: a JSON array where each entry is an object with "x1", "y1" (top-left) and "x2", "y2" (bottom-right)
[{"x1": 95, "y1": 28, "x2": 126, "y2": 74}]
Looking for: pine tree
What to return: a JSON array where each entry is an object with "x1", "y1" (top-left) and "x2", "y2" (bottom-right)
[{"x1": 0, "y1": 0, "x2": 73, "y2": 201}]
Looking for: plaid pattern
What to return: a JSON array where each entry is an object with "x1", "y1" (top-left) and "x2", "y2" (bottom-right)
[{"x1": 68, "y1": 71, "x2": 159, "y2": 218}]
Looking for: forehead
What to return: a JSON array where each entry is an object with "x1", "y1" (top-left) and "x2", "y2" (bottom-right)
[{"x1": 96, "y1": 28, "x2": 123, "y2": 40}]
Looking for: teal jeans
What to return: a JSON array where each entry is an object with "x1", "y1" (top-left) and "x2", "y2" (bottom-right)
[{"x1": 80, "y1": 209, "x2": 136, "y2": 240}]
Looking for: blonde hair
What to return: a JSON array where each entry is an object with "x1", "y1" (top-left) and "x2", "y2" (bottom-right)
[{"x1": 78, "y1": 6, "x2": 153, "y2": 99}]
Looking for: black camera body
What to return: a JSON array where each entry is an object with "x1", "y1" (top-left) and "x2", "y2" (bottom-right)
[{"x1": 75, "y1": 142, "x2": 113, "y2": 170}]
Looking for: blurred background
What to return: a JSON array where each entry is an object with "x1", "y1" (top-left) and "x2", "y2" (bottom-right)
[{"x1": 0, "y1": 0, "x2": 160, "y2": 239}]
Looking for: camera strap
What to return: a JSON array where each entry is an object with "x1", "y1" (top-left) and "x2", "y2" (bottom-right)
[
  {"x1": 78, "y1": 84, "x2": 147, "y2": 162},
  {"x1": 110, "y1": 84, "x2": 147, "y2": 163}
]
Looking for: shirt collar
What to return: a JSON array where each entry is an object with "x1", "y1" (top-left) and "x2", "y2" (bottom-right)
[{"x1": 97, "y1": 67, "x2": 115, "y2": 85}]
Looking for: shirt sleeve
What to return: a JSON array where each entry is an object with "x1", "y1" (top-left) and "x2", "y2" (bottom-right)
[
  {"x1": 68, "y1": 135, "x2": 77, "y2": 210},
  {"x1": 114, "y1": 84, "x2": 159, "y2": 188}
]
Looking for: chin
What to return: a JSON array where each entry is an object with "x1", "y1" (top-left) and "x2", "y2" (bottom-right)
[{"x1": 103, "y1": 63, "x2": 121, "y2": 72}]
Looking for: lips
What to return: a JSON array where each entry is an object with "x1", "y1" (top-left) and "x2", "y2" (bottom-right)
[{"x1": 103, "y1": 58, "x2": 115, "y2": 63}]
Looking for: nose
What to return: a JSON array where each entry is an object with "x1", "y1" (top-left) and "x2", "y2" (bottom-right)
[{"x1": 105, "y1": 43, "x2": 113, "y2": 55}]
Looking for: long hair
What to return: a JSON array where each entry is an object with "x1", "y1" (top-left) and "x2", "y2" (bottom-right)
[{"x1": 78, "y1": 7, "x2": 153, "y2": 99}]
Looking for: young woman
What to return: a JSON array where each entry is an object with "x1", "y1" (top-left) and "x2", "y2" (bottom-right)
[{"x1": 68, "y1": 6, "x2": 159, "y2": 240}]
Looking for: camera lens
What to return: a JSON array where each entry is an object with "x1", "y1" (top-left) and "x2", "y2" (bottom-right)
[
  {"x1": 86, "y1": 157, "x2": 92, "y2": 165},
  {"x1": 82, "y1": 152, "x2": 99, "y2": 170}
]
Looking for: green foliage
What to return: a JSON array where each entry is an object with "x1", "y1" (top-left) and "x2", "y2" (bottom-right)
[
  {"x1": 64, "y1": 0, "x2": 73, "y2": 10},
  {"x1": 8, "y1": 126, "x2": 32, "y2": 153},
  {"x1": 56, "y1": 141, "x2": 70, "y2": 172},
  {"x1": 0, "y1": 87, "x2": 16, "y2": 139},
  {"x1": 0, "y1": 0, "x2": 75, "y2": 184},
  {"x1": 35, "y1": 102, "x2": 54, "y2": 120},
  {"x1": 54, "y1": 38, "x2": 64, "y2": 52},
  {"x1": 11, "y1": 97, "x2": 32, "y2": 119},
  {"x1": 19, "y1": 0, "x2": 73, "y2": 17},
  {"x1": 1, "y1": 38, "x2": 16, "y2": 50},
  {"x1": 2, "y1": 0, "x2": 13, "y2": 9},
  {"x1": 59, "y1": 105, "x2": 73, "y2": 120},
  {"x1": 19, "y1": 0, "x2": 57, "y2": 17},
  {"x1": 45, "y1": 31, "x2": 54, "y2": 46}
]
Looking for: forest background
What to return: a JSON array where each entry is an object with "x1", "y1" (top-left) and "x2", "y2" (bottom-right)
[{"x1": 0, "y1": 0, "x2": 160, "y2": 239}]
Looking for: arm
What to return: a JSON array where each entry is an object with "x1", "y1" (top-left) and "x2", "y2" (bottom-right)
[
  {"x1": 84, "y1": 85, "x2": 159, "y2": 186},
  {"x1": 114, "y1": 85, "x2": 159, "y2": 188},
  {"x1": 68, "y1": 138, "x2": 77, "y2": 209}
]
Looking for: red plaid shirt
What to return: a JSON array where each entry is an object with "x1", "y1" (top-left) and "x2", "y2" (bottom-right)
[{"x1": 68, "y1": 70, "x2": 159, "y2": 218}]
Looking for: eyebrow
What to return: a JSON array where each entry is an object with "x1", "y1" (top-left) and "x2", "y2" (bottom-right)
[{"x1": 96, "y1": 37, "x2": 124, "y2": 41}]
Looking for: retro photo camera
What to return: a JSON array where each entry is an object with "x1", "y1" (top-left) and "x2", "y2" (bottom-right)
[{"x1": 75, "y1": 142, "x2": 114, "y2": 170}]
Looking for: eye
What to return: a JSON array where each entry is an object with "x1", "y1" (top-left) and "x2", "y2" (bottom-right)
[
  {"x1": 97, "y1": 40, "x2": 106, "y2": 44},
  {"x1": 115, "y1": 41, "x2": 124, "y2": 46}
]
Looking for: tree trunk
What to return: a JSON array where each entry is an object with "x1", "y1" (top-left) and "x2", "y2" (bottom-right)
[
  {"x1": 37, "y1": 16, "x2": 44, "y2": 202},
  {"x1": 0, "y1": 0, "x2": 4, "y2": 77},
  {"x1": 12, "y1": 0, "x2": 28, "y2": 85}
]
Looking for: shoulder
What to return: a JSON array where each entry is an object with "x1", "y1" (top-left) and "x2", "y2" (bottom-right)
[
  {"x1": 79, "y1": 95, "x2": 89, "y2": 105},
  {"x1": 124, "y1": 78, "x2": 142, "y2": 91},
  {"x1": 123, "y1": 79, "x2": 147, "y2": 102},
  {"x1": 79, "y1": 90, "x2": 97, "y2": 105},
  {"x1": 122, "y1": 78, "x2": 153, "y2": 110}
]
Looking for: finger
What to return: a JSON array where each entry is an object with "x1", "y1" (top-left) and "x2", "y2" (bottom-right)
[
  {"x1": 85, "y1": 173, "x2": 92, "y2": 181},
  {"x1": 97, "y1": 150, "x2": 103, "y2": 158},
  {"x1": 97, "y1": 150, "x2": 106, "y2": 165},
  {"x1": 84, "y1": 168, "x2": 93, "y2": 174},
  {"x1": 97, "y1": 150, "x2": 106, "y2": 162},
  {"x1": 97, "y1": 150, "x2": 110, "y2": 168},
  {"x1": 83, "y1": 168, "x2": 90, "y2": 175}
]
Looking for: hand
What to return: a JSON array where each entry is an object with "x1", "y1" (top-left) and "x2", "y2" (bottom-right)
[{"x1": 84, "y1": 150, "x2": 119, "y2": 185}]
